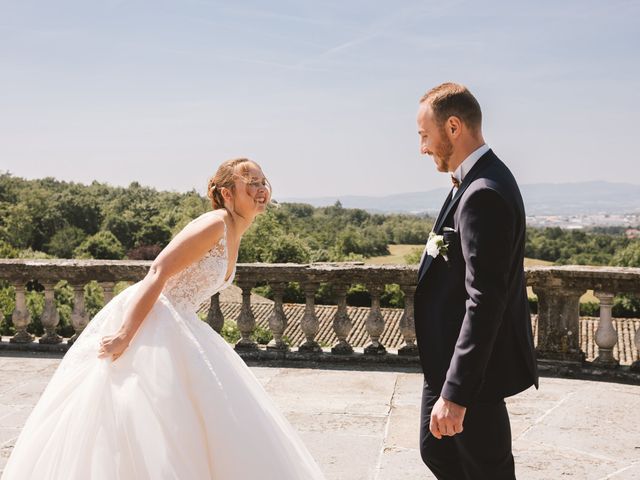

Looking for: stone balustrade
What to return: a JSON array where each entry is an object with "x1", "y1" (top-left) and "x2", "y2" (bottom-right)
[
  {"x1": 527, "y1": 265, "x2": 640, "y2": 370},
  {"x1": 227, "y1": 263, "x2": 420, "y2": 357},
  {"x1": 0, "y1": 260, "x2": 639, "y2": 374}
]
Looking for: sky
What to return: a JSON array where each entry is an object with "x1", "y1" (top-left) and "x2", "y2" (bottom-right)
[{"x1": 1, "y1": 0, "x2": 639, "y2": 199}]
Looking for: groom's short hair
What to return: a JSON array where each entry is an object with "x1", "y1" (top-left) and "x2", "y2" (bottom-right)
[{"x1": 420, "y1": 83, "x2": 482, "y2": 131}]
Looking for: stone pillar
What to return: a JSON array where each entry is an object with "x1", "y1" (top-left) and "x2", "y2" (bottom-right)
[
  {"x1": 398, "y1": 284, "x2": 418, "y2": 355},
  {"x1": 39, "y1": 283, "x2": 62, "y2": 344},
  {"x1": 267, "y1": 282, "x2": 289, "y2": 352},
  {"x1": 299, "y1": 282, "x2": 321, "y2": 353},
  {"x1": 331, "y1": 282, "x2": 353, "y2": 355},
  {"x1": 533, "y1": 285, "x2": 584, "y2": 362},
  {"x1": 235, "y1": 280, "x2": 257, "y2": 350},
  {"x1": 364, "y1": 284, "x2": 386, "y2": 355},
  {"x1": 68, "y1": 284, "x2": 88, "y2": 345},
  {"x1": 631, "y1": 324, "x2": 640, "y2": 373},
  {"x1": 593, "y1": 291, "x2": 618, "y2": 367},
  {"x1": 10, "y1": 284, "x2": 34, "y2": 344},
  {"x1": 101, "y1": 282, "x2": 116, "y2": 304},
  {"x1": 206, "y1": 293, "x2": 224, "y2": 333}
]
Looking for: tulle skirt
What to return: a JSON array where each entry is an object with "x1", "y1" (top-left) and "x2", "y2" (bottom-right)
[{"x1": 1, "y1": 282, "x2": 325, "y2": 480}]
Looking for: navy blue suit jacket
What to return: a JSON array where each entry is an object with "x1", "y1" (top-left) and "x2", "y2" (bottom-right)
[{"x1": 415, "y1": 149, "x2": 538, "y2": 407}]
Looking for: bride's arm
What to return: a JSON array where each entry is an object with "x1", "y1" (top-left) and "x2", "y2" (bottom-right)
[{"x1": 97, "y1": 214, "x2": 225, "y2": 361}]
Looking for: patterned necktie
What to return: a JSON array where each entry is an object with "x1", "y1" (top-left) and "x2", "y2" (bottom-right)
[{"x1": 451, "y1": 174, "x2": 460, "y2": 189}]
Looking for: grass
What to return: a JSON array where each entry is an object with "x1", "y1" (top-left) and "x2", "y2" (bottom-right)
[
  {"x1": 524, "y1": 258, "x2": 554, "y2": 267},
  {"x1": 365, "y1": 244, "x2": 423, "y2": 265}
]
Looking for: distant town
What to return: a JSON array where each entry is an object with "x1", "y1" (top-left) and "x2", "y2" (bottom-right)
[{"x1": 526, "y1": 213, "x2": 640, "y2": 233}]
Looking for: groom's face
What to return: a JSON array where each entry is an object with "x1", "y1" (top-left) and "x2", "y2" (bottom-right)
[{"x1": 417, "y1": 103, "x2": 454, "y2": 173}]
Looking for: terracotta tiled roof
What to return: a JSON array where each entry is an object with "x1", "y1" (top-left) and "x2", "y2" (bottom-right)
[
  {"x1": 218, "y1": 303, "x2": 405, "y2": 350},
  {"x1": 206, "y1": 303, "x2": 640, "y2": 366},
  {"x1": 217, "y1": 284, "x2": 273, "y2": 305}
]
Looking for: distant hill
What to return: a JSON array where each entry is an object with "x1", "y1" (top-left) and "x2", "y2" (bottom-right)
[{"x1": 280, "y1": 181, "x2": 640, "y2": 216}]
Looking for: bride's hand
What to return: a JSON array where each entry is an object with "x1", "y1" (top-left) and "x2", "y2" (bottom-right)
[{"x1": 97, "y1": 332, "x2": 130, "y2": 362}]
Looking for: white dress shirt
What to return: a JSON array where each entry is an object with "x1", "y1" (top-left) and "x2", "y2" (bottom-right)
[
  {"x1": 451, "y1": 143, "x2": 490, "y2": 195},
  {"x1": 419, "y1": 143, "x2": 491, "y2": 269}
]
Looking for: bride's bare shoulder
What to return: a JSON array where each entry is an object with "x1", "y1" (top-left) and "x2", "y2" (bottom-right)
[
  {"x1": 150, "y1": 211, "x2": 227, "y2": 279},
  {"x1": 178, "y1": 211, "x2": 226, "y2": 245}
]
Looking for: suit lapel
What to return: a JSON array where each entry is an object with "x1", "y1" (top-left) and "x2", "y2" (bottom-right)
[
  {"x1": 432, "y1": 188, "x2": 454, "y2": 231},
  {"x1": 417, "y1": 150, "x2": 496, "y2": 285},
  {"x1": 417, "y1": 188, "x2": 453, "y2": 278}
]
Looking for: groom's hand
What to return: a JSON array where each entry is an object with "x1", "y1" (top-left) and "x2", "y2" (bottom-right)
[{"x1": 430, "y1": 396, "x2": 466, "y2": 439}]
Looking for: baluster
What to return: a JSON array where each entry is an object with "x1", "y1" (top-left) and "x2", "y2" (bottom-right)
[
  {"x1": 364, "y1": 284, "x2": 386, "y2": 355},
  {"x1": 101, "y1": 282, "x2": 116, "y2": 304},
  {"x1": 68, "y1": 284, "x2": 88, "y2": 345},
  {"x1": 206, "y1": 293, "x2": 224, "y2": 333},
  {"x1": 331, "y1": 282, "x2": 353, "y2": 355},
  {"x1": 39, "y1": 282, "x2": 62, "y2": 344},
  {"x1": 299, "y1": 282, "x2": 321, "y2": 353},
  {"x1": 10, "y1": 284, "x2": 34, "y2": 344},
  {"x1": 235, "y1": 280, "x2": 257, "y2": 350},
  {"x1": 399, "y1": 284, "x2": 418, "y2": 355},
  {"x1": 593, "y1": 291, "x2": 618, "y2": 367},
  {"x1": 532, "y1": 285, "x2": 584, "y2": 362},
  {"x1": 267, "y1": 282, "x2": 289, "y2": 352}
]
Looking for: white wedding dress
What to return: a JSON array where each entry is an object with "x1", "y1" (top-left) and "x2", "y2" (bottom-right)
[{"x1": 2, "y1": 221, "x2": 326, "y2": 480}]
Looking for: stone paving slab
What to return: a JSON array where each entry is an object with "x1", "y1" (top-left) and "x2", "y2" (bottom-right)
[{"x1": 0, "y1": 354, "x2": 639, "y2": 479}]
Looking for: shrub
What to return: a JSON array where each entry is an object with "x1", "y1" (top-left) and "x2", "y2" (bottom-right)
[
  {"x1": 221, "y1": 320, "x2": 241, "y2": 344},
  {"x1": 45, "y1": 226, "x2": 87, "y2": 258},
  {"x1": 74, "y1": 231, "x2": 125, "y2": 259}
]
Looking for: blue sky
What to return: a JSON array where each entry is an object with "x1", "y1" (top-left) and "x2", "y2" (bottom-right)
[{"x1": 1, "y1": 0, "x2": 639, "y2": 198}]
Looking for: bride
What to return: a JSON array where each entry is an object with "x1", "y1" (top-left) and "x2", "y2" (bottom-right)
[{"x1": 1, "y1": 158, "x2": 326, "y2": 479}]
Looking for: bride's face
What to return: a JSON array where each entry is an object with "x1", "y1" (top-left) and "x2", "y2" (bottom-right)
[
  {"x1": 417, "y1": 103, "x2": 454, "y2": 173},
  {"x1": 231, "y1": 163, "x2": 271, "y2": 216}
]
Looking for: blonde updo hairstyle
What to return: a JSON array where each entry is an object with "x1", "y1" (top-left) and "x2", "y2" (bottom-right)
[{"x1": 207, "y1": 158, "x2": 270, "y2": 210}]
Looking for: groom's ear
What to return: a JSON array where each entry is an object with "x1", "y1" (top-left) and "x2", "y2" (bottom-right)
[{"x1": 445, "y1": 116, "x2": 462, "y2": 139}]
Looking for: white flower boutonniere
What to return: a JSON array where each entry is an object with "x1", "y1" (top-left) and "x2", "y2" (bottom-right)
[{"x1": 426, "y1": 231, "x2": 449, "y2": 261}]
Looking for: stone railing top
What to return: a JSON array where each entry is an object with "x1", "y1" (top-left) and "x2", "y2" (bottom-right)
[
  {"x1": 525, "y1": 265, "x2": 640, "y2": 294},
  {"x1": 526, "y1": 265, "x2": 640, "y2": 277},
  {"x1": 0, "y1": 259, "x2": 152, "y2": 284},
  {"x1": 232, "y1": 263, "x2": 418, "y2": 285},
  {"x1": 0, "y1": 260, "x2": 639, "y2": 292}
]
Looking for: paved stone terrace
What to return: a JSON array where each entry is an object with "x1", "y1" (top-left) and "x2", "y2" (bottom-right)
[{"x1": 0, "y1": 353, "x2": 639, "y2": 479}]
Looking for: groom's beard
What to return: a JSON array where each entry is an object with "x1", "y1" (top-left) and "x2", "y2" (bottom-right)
[{"x1": 433, "y1": 128, "x2": 454, "y2": 172}]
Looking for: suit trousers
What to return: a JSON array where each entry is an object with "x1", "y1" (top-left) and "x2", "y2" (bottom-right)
[{"x1": 419, "y1": 380, "x2": 516, "y2": 480}]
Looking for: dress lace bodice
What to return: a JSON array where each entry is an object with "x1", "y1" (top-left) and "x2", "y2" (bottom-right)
[{"x1": 162, "y1": 219, "x2": 236, "y2": 313}]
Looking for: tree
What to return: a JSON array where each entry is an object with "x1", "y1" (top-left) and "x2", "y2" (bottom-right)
[
  {"x1": 0, "y1": 203, "x2": 34, "y2": 249},
  {"x1": 238, "y1": 209, "x2": 285, "y2": 262},
  {"x1": 46, "y1": 225, "x2": 87, "y2": 258},
  {"x1": 74, "y1": 231, "x2": 125, "y2": 259},
  {"x1": 264, "y1": 234, "x2": 311, "y2": 263},
  {"x1": 612, "y1": 242, "x2": 640, "y2": 267},
  {"x1": 0, "y1": 240, "x2": 18, "y2": 258},
  {"x1": 54, "y1": 187, "x2": 103, "y2": 235},
  {"x1": 135, "y1": 220, "x2": 172, "y2": 249},
  {"x1": 22, "y1": 181, "x2": 66, "y2": 251}
]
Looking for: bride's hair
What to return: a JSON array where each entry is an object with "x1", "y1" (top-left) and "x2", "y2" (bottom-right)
[{"x1": 207, "y1": 158, "x2": 269, "y2": 210}]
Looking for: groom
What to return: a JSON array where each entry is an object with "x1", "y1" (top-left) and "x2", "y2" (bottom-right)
[{"x1": 414, "y1": 83, "x2": 538, "y2": 479}]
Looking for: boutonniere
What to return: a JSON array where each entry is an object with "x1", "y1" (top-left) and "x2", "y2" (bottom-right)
[{"x1": 426, "y1": 231, "x2": 449, "y2": 261}]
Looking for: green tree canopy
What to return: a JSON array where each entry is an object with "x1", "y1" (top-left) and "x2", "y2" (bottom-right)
[{"x1": 74, "y1": 231, "x2": 125, "y2": 260}]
